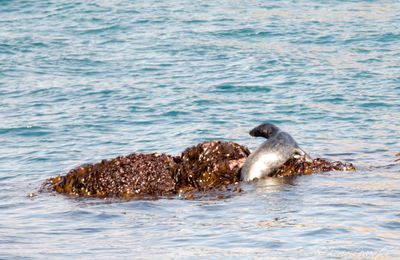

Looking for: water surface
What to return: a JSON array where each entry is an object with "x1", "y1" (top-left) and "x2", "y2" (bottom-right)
[{"x1": 1, "y1": 0, "x2": 400, "y2": 259}]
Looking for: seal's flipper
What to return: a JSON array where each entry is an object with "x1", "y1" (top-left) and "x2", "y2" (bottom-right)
[
  {"x1": 293, "y1": 148, "x2": 313, "y2": 162},
  {"x1": 249, "y1": 123, "x2": 280, "y2": 139}
]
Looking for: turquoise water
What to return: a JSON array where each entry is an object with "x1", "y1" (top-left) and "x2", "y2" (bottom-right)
[{"x1": 1, "y1": 0, "x2": 400, "y2": 258}]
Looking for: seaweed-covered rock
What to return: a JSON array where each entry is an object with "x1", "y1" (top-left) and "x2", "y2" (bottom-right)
[
  {"x1": 45, "y1": 153, "x2": 177, "y2": 198},
  {"x1": 43, "y1": 141, "x2": 250, "y2": 198},
  {"x1": 273, "y1": 158, "x2": 356, "y2": 177},
  {"x1": 174, "y1": 140, "x2": 250, "y2": 194}
]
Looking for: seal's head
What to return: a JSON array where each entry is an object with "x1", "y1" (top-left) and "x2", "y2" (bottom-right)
[{"x1": 249, "y1": 123, "x2": 280, "y2": 139}]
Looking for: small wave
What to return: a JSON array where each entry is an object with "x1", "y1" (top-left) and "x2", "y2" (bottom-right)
[
  {"x1": 162, "y1": 110, "x2": 190, "y2": 117},
  {"x1": 214, "y1": 84, "x2": 271, "y2": 93},
  {"x1": 212, "y1": 28, "x2": 279, "y2": 38},
  {"x1": 77, "y1": 24, "x2": 129, "y2": 35},
  {"x1": 0, "y1": 126, "x2": 51, "y2": 137},
  {"x1": 359, "y1": 102, "x2": 394, "y2": 108}
]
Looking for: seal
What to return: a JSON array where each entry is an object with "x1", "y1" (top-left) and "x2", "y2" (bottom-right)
[{"x1": 240, "y1": 123, "x2": 312, "y2": 181}]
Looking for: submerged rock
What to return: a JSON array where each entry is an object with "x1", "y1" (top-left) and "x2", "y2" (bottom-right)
[{"x1": 42, "y1": 141, "x2": 355, "y2": 199}]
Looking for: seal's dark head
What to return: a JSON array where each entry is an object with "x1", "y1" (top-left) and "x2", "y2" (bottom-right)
[{"x1": 249, "y1": 123, "x2": 280, "y2": 139}]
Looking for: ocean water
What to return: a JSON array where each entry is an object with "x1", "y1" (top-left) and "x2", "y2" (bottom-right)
[{"x1": 1, "y1": 0, "x2": 400, "y2": 258}]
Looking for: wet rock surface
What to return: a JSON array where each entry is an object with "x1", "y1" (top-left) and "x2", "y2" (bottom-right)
[{"x1": 42, "y1": 141, "x2": 356, "y2": 199}]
